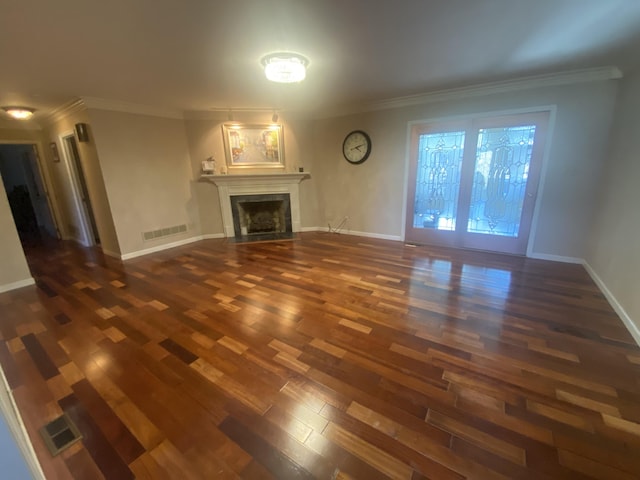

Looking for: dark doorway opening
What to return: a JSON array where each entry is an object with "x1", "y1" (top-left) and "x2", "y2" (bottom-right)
[{"x1": 0, "y1": 144, "x2": 58, "y2": 248}]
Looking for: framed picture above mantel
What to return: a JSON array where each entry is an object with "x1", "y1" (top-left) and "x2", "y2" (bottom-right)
[{"x1": 222, "y1": 124, "x2": 284, "y2": 169}]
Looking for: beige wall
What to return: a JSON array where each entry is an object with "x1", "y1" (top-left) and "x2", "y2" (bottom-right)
[
  {"x1": 0, "y1": 176, "x2": 32, "y2": 290},
  {"x1": 88, "y1": 109, "x2": 198, "y2": 255},
  {"x1": 184, "y1": 112, "x2": 320, "y2": 235},
  {"x1": 309, "y1": 80, "x2": 619, "y2": 255},
  {"x1": 586, "y1": 69, "x2": 640, "y2": 333},
  {"x1": 44, "y1": 110, "x2": 120, "y2": 255}
]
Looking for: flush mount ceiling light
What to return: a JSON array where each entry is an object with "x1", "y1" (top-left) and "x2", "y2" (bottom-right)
[
  {"x1": 261, "y1": 52, "x2": 309, "y2": 83},
  {"x1": 2, "y1": 106, "x2": 35, "y2": 120}
]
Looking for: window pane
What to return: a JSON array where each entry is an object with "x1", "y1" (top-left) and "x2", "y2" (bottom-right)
[
  {"x1": 467, "y1": 125, "x2": 536, "y2": 237},
  {"x1": 413, "y1": 131, "x2": 465, "y2": 231}
]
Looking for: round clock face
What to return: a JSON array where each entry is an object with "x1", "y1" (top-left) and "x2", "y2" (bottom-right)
[{"x1": 342, "y1": 130, "x2": 372, "y2": 164}]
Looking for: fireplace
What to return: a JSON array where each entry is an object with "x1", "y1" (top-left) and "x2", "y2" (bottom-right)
[
  {"x1": 230, "y1": 194, "x2": 292, "y2": 237},
  {"x1": 204, "y1": 173, "x2": 308, "y2": 238}
]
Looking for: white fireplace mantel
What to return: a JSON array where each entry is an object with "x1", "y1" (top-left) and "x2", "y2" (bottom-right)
[{"x1": 201, "y1": 173, "x2": 310, "y2": 237}]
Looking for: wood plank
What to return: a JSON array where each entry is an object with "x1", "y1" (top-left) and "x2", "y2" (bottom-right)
[
  {"x1": 555, "y1": 389, "x2": 621, "y2": 416},
  {"x1": 219, "y1": 415, "x2": 314, "y2": 479},
  {"x1": 601, "y1": 413, "x2": 640, "y2": 437},
  {"x1": 64, "y1": 447, "x2": 106, "y2": 480},
  {"x1": 323, "y1": 422, "x2": 414, "y2": 480},
  {"x1": 1, "y1": 233, "x2": 639, "y2": 479},
  {"x1": 526, "y1": 399, "x2": 594, "y2": 432},
  {"x1": 21, "y1": 333, "x2": 59, "y2": 380},
  {"x1": 159, "y1": 338, "x2": 198, "y2": 364},
  {"x1": 59, "y1": 393, "x2": 135, "y2": 480},
  {"x1": 71, "y1": 379, "x2": 145, "y2": 463},
  {"x1": 558, "y1": 449, "x2": 637, "y2": 480},
  {"x1": 426, "y1": 410, "x2": 527, "y2": 466}
]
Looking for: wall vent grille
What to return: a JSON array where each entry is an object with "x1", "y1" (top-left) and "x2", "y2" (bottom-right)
[
  {"x1": 39, "y1": 413, "x2": 82, "y2": 456},
  {"x1": 142, "y1": 224, "x2": 187, "y2": 241}
]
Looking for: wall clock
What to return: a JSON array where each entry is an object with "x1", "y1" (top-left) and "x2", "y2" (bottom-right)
[{"x1": 342, "y1": 130, "x2": 372, "y2": 164}]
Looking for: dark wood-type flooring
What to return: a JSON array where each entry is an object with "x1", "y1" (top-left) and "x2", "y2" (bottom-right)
[{"x1": 1, "y1": 232, "x2": 639, "y2": 479}]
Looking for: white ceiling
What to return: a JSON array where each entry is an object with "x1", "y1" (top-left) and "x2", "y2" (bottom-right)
[{"x1": 2, "y1": 0, "x2": 640, "y2": 122}]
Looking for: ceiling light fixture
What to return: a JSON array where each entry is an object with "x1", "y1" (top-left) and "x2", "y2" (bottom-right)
[
  {"x1": 261, "y1": 52, "x2": 309, "y2": 83},
  {"x1": 2, "y1": 106, "x2": 35, "y2": 120},
  {"x1": 272, "y1": 111, "x2": 279, "y2": 123}
]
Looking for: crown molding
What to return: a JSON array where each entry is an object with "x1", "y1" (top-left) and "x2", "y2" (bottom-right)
[
  {"x1": 319, "y1": 66, "x2": 623, "y2": 118},
  {"x1": 184, "y1": 108, "x2": 278, "y2": 121},
  {"x1": 44, "y1": 98, "x2": 86, "y2": 125},
  {"x1": 81, "y1": 97, "x2": 184, "y2": 120}
]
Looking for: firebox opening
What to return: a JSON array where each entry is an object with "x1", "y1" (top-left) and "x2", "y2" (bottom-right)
[
  {"x1": 230, "y1": 194, "x2": 292, "y2": 239},
  {"x1": 239, "y1": 200, "x2": 284, "y2": 234}
]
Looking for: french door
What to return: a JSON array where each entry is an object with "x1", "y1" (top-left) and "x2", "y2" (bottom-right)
[{"x1": 405, "y1": 111, "x2": 549, "y2": 255}]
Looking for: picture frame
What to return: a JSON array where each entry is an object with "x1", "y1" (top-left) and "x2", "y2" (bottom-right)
[
  {"x1": 222, "y1": 124, "x2": 284, "y2": 169},
  {"x1": 50, "y1": 142, "x2": 60, "y2": 162}
]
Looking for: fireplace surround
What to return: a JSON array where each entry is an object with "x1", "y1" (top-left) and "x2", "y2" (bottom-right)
[{"x1": 204, "y1": 173, "x2": 308, "y2": 238}]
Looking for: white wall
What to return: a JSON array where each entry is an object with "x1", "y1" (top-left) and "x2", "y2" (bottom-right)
[
  {"x1": 0, "y1": 176, "x2": 32, "y2": 291},
  {"x1": 88, "y1": 109, "x2": 200, "y2": 256},
  {"x1": 309, "y1": 80, "x2": 619, "y2": 255},
  {"x1": 586, "y1": 69, "x2": 640, "y2": 337}
]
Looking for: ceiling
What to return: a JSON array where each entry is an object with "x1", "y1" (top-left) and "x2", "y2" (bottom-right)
[{"x1": 2, "y1": 0, "x2": 640, "y2": 122}]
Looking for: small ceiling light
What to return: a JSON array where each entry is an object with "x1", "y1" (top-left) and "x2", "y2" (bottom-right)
[
  {"x1": 261, "y1": 52, "x2": 309, "y2": 83},
  {"x1": 2, "y1": 106, "x2": 35, "y2": 120},
  {"x1": 272, "y1": 111, "x2": 279, "y2": 123}
]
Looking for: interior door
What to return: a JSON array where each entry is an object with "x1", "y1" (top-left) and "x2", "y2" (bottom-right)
[{"x1": 405, "y1": 111, "x2": 549, "y2": 255}]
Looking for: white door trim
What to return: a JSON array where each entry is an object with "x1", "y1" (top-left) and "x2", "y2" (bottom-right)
[{"x1": 59, "y1": 132, "x2": 94, "y2": 247}]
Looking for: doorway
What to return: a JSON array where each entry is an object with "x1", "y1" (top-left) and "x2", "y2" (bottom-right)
[
  {"x1": 405, "y1": 111, "x2": 549, "y2": 255},
  {"x1": 62, "y1": 134, "x2": 100, "y2": 245},
  {"x1": 0, "y1": 144, "x2": 59, "y2": 246}
]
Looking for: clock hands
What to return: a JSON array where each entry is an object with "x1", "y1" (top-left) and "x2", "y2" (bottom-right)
[{"x1": 350, "y1": 144, "x2": 364, "y2": 152}]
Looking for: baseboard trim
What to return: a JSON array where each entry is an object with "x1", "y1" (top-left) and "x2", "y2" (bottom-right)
[
  {"x1": 201, "y1": 233, "x2": 225, "y2": 240},
  {"x1": 300, "y1": 226, "x2": 402, "y2": 242},
  {"x1": 583, "y1": 261, "x2": 640, "y2": 346},
  {"x1": 0, "y1": 278, "x2": 35, "y2": 293},
  {"x1": 121, "y1": 236, "x2": 206, "y2": 260},
  {"x1": 527, "y1": 252, "x2": 583, "y2": 264},
  {"x1": 344, "y1": 229, "x2": 403, "y2": 242},
  {"x1": 101, "y1": 249, "x2": 121, "y2": 259}
]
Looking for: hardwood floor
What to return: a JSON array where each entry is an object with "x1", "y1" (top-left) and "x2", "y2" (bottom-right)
[{"x1": 1, "y1": 232, "x2": 639, "y2": 479}]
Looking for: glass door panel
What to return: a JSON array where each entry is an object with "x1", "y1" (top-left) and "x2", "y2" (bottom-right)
[
  {"x1": 467, "y1": 124, "x2": 537, "y2": 237},
  {"x1": 413, "y1": 131, "x2": 465, "y2": 231}
]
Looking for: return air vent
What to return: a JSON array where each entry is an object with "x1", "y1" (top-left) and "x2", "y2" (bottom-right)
[
  {"x1": 39, "y1": 413, "x2": 82, "y2": 456},
  {"x1": 142, "y1": 224, "x2": 187, "y2": 241}
]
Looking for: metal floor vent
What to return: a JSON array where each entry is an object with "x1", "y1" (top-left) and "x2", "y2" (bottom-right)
[
  {"x1": 142, "y1": 223, "x2": 188, "y2": 241},
  {"x1": 39, "y1": 413, "x2": 82, "y2": 456}
]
